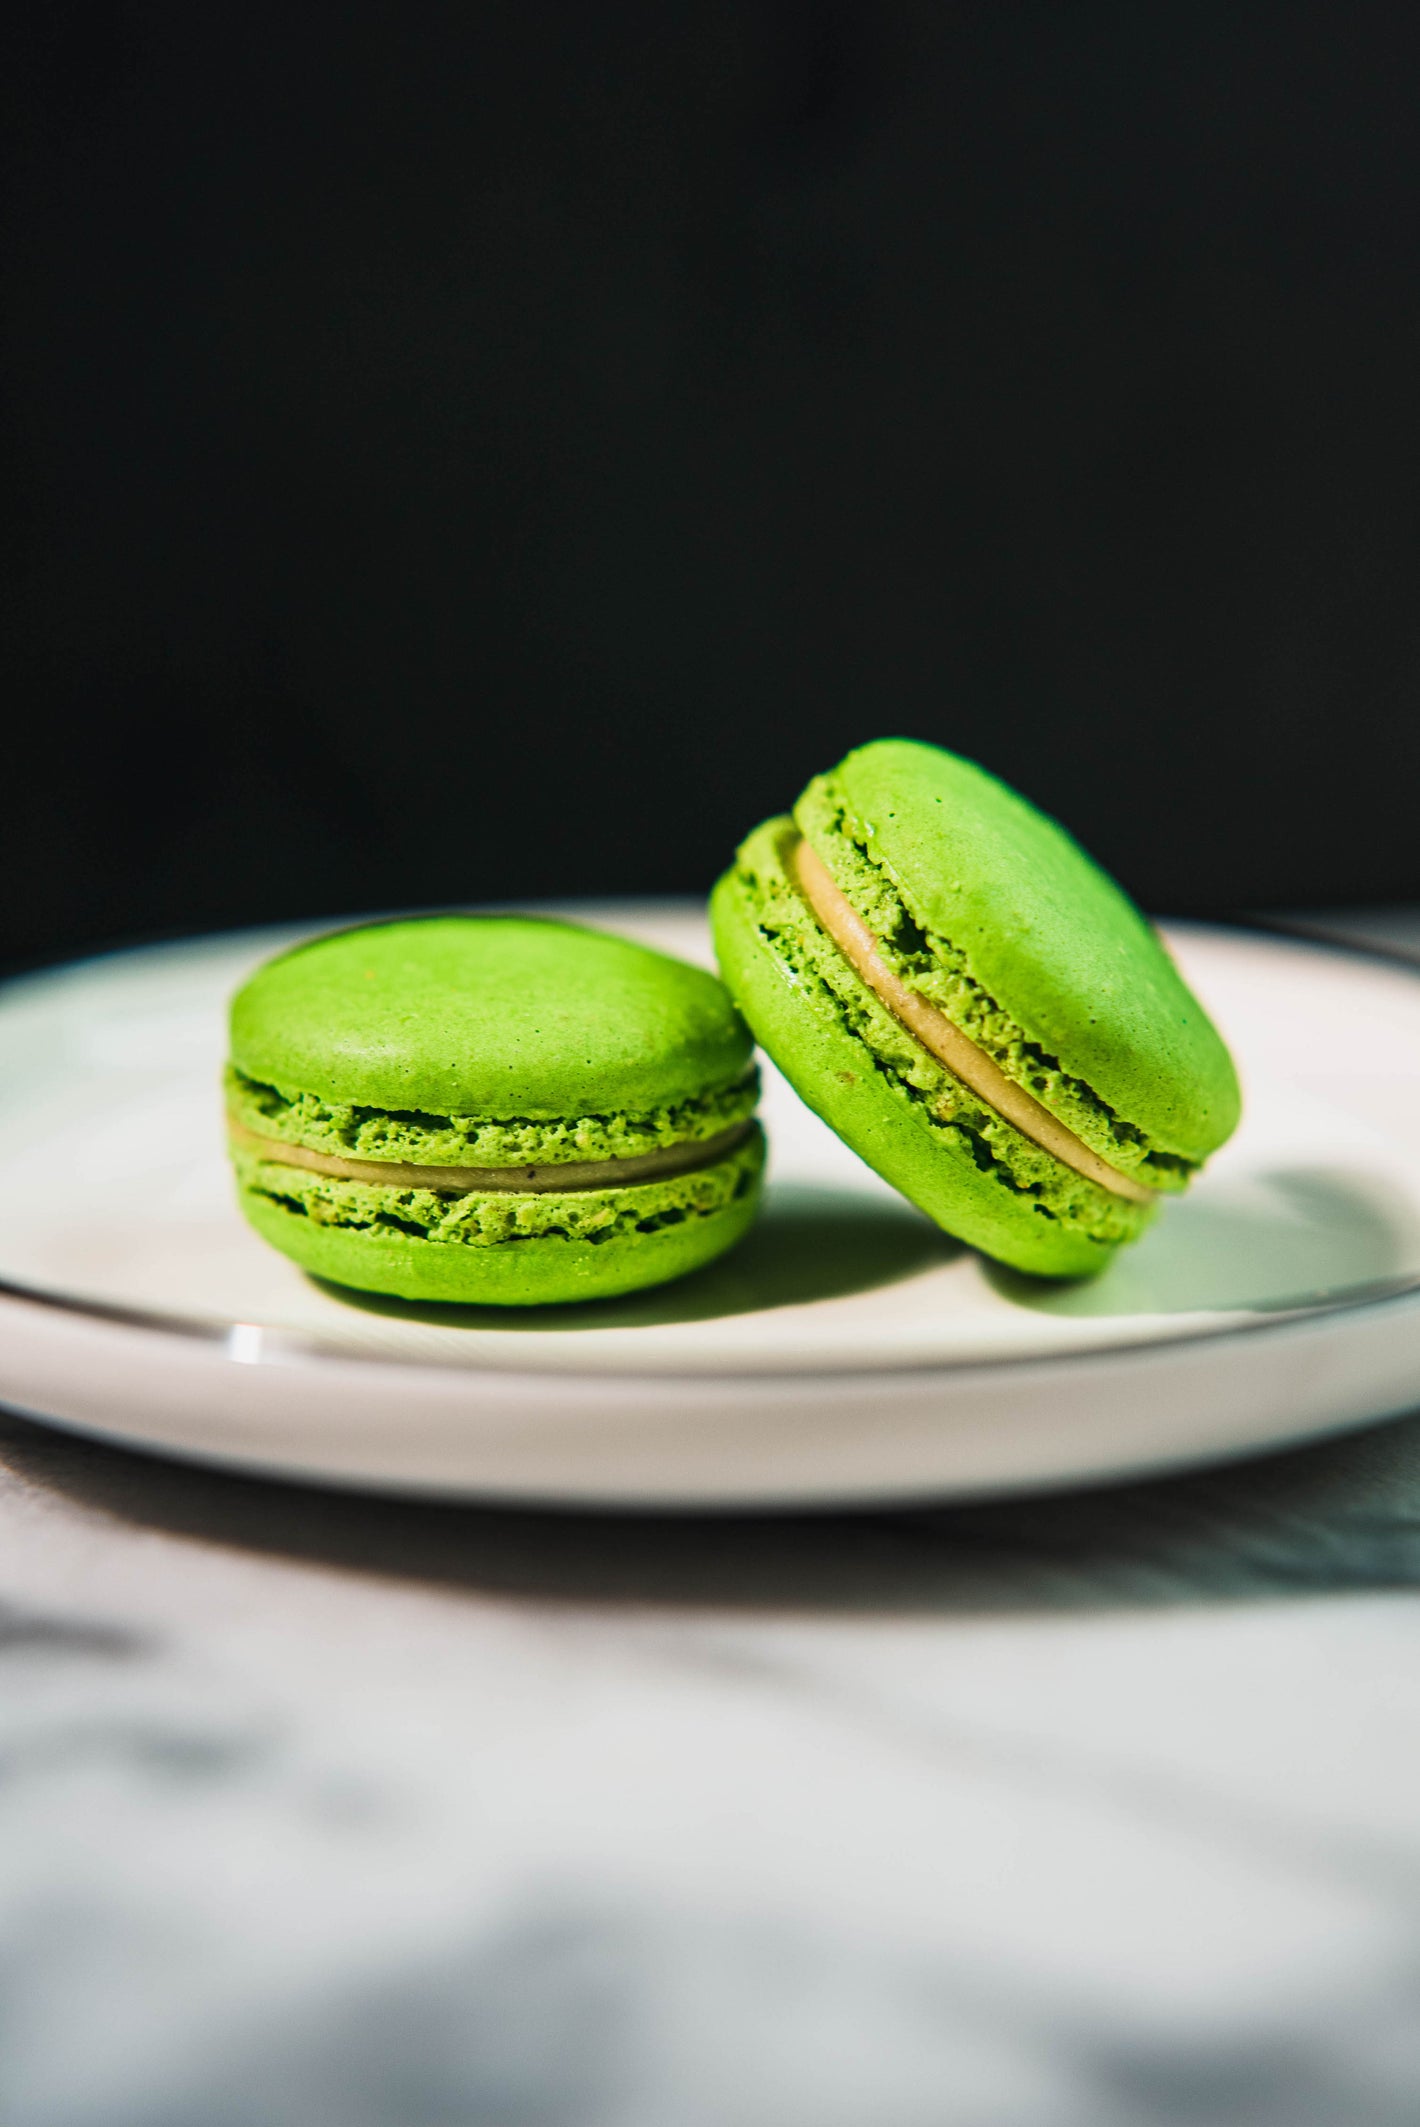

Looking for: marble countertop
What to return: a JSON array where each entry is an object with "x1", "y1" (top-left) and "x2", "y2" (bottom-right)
[{"x1": 5, "y1": 908, "x2": 1420, "y2": 2127}]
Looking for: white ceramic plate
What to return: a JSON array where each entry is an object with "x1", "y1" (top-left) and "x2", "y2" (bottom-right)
[{"x1": 2, "y1": 904, "x2": 1419, "y2": 1506}]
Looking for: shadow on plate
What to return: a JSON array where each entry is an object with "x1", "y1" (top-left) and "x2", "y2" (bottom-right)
[
  {"x1": 316, "y1": 1184, "x2": 959, "y2": 1331},
  {"x1": 988, "y1": 1166, "x2": 1420, "y2": 1318}
]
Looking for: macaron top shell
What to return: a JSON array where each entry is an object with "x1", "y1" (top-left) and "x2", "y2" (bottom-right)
[
  {"x1": 230, "y1": 916, "x2": 753, "y2": 1120},
  {"x1": 797, "y1": 740, "x2": 1241, "y2": 1175}
]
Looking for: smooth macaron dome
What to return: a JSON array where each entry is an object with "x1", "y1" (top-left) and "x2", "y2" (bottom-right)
[
  {"x1": 227, "y1": 915, "x2": 764, "y2": 1305},
  {"x1": 711, "y1": 739, "x2": 1240, "y2": 1278}
]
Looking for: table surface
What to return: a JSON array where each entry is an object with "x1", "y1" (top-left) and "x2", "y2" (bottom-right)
[{"x1": 5, "y1": 908, "x2": 1420, "y2": 2127}]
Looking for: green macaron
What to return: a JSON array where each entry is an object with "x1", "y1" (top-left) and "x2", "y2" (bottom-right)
[
  {"x1": 227, "y1": 915, "x2": 764, "y2": 1306},
  {"x1": 711, "y1": 739, "x2": 1240, "y2": 1279}
]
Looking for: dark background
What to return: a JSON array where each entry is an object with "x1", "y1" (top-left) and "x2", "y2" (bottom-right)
[{"x1": 5, "y1": 2, "x2": 1420, "y2": 974}]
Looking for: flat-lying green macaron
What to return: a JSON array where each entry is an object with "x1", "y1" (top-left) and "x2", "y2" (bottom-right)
[
  {"x1": 227, "y1": 915, "x2": 764, "y2": 1305},
  {"x1": 711, "y1": 738, "x2": 1240, "y2": 1278}
]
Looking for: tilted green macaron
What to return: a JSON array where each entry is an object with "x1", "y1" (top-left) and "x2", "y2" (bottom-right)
[
  {"x1": 711, "y1": 739, "x2": 1240, "y2": 1278},
  {"x1": 227, "y1": 916, "x2": 764, "y2": 1305}
]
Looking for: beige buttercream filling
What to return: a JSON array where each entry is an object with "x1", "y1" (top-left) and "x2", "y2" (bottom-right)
[
  {"x1": 790, "y1": 836, "x2": 1155, "y2": 1205},
  {"x1": 228, "y1": 1117, "x2": 753, "y2": 1195}
]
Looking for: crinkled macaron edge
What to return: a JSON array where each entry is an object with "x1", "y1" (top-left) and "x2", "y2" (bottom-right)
[
  {"x1": 233, "y1": 1127, "x2": 766, "y2": 1304},
  {"x1": 239, "y1": 1173, "x2": 763, "y2": 1306},
  {"x1": 225, "y1": 1062, "x2": 760, "y2": 1170},
  {"x1": 231, "y1": 1127, "x2": 764, "y2": 1249}
]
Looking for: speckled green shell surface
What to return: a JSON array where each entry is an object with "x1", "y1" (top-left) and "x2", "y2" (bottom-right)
[{"x1": 231, "y1": 915, "x2": 753, "y2": 1123}]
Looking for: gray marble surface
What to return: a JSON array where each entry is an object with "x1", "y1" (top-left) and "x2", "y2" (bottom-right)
[{"x1": 5, "y1": 910, "x2": 1420, "y2": 2127}]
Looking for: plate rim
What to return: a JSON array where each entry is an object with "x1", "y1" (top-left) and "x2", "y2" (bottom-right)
[
  {"x1": 5, "y1": 1266, "x2": 1420, "y2": 1509},
  {"x1": 4, "y1": 1260, "x2": 1420, "y2": 1386}
]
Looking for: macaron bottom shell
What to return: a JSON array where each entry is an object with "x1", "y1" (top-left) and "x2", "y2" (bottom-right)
[
  {"x1": 233, "y1": 1126, "x2": 765, "y2": 1306},
  {"x1": 712, "y1": 825, "x2": 1154, "y2": 1279}
]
